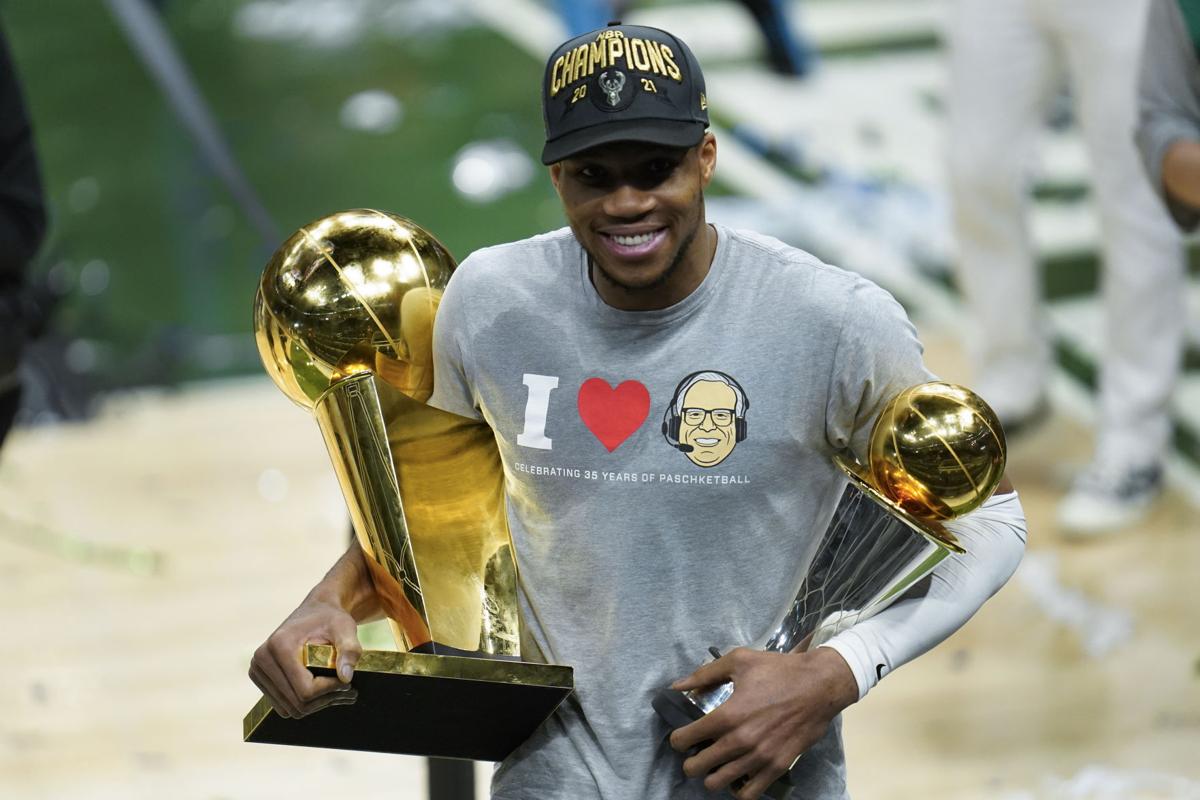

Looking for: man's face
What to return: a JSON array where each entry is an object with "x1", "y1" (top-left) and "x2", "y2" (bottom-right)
[
  {"x1": 678, "y1": 380, "x2": 739, "y2": 467},
  {"x1": 549, "y1": 134, "x2": 716, "y2": 308}
]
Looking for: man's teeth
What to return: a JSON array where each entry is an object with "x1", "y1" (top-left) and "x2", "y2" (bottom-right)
[{"x1": 612, "y1": 231, "x2": 657, "y2": 246}]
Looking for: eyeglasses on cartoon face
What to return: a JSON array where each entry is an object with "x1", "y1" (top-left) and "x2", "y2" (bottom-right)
[{"x1": 681, "y1": 407, "x2": 736, "y2": 426}]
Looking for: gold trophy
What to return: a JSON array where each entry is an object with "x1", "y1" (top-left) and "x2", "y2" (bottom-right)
[
  {"x1": 242, "y1": 209, "x2": 573, "y2": 760},
  {"x1": 653, "y1": 382, "x2": 1006, "y2": 799}
]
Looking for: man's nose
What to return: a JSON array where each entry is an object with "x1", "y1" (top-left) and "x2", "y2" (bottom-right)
[{"x1": 602, "y1": 182, "x2": 655, "y2": 218}]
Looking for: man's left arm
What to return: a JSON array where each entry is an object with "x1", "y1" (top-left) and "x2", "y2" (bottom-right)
[
  {"x1": 668, "y1": 278, "x2": 1027, "y2": 798},
  {"x1": 669, "y1": 483, "x2": 1025, "y2": 799},
  {"x1": 817, "y1": 479, "x2": 1024, "y2": 701}
]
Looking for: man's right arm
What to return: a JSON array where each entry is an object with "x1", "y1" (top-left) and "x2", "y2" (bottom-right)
[
  {"x1": 248, "y1": 543, "x2": 381, "y2": 718},
  {"x1": 1162, "y1": 139, "x2": 1200, "y2": 210}
]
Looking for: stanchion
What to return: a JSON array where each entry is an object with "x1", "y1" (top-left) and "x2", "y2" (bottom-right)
[{"x1": 428, "y1": 757, "x2": 475, "y2": 800}]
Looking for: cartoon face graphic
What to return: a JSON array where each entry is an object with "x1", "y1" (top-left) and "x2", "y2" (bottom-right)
[{"x1": 662, "y1": 371, "x2": 749, "y2": 468}]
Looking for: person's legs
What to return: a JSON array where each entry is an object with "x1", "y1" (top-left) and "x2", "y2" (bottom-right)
[
  {"x1": 946, "y1": 0, "x2": 1058, "y2": 425},
  {"x1": 1052, "y1": 0, "x2": 1186, "y2": 532},
  {"x1": 736, "y1": 0, "x2": 815, "y2": 76}
]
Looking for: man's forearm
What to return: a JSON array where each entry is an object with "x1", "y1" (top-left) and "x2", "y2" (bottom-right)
[
  {"x1": 306, "y1": 543, "x2": 384, "y2": 623},
  {"x1": 820, "y1": 490, "x2": 1027, "y2": 698},
  {"x1": 1162, "y1": 138, "x2": 1200, "y2": 210}
]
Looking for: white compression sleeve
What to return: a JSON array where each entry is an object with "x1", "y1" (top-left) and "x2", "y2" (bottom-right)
[{"x1": 818, "y1": 490, "x2": 1027, "y2": 700}]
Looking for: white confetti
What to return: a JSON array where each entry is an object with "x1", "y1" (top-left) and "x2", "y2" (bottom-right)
[
  {"x1": 1000, "y1": 764, "x2": 1200, "y2": 799},
  {"x1": 257, "y1": 468, "x2": 290, "y2": 504},
  {"x1": 451, "y1": 139, "x2": 535, "y2": 204},
  {"x1": 339, "y1": 90, "x2": 403, "y2": 134},
  {"x1": 1016, "y1": 551, "x2": 1136, "y2": 657}
]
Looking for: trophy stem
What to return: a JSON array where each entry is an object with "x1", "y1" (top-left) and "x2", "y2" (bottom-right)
[{"x1": 314, "y1": 373, "x2": 431, "y2": 651}]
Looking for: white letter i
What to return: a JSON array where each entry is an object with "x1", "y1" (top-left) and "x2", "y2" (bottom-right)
[{"x1": 516, "y1": 374, "x2": 559, "y2": 450}]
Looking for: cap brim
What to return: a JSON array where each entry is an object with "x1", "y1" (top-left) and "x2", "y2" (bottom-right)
[{"x1": 541, "y1": 120, "x2": 707, "y2": 165}]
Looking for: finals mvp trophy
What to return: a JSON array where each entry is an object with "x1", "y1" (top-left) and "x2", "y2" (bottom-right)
[
  {"x1": 653, "y1": 381, "x2": 1006, "y2": 799},
  {"x1": 242, "y1": 209, "x2": 573, "y2": 759}
]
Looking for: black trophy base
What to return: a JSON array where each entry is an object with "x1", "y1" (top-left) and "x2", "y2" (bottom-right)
[
  {"x1": 244, "y1": 644, "x2": 573, "y2": 762},
  {"x1": 651, "y1": 687, "x2": 794, "y2": 800}
]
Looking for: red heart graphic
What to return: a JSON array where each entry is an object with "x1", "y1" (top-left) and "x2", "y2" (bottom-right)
[{"x1": 577, "y1": 378, "x2": 651, "y2": 452}]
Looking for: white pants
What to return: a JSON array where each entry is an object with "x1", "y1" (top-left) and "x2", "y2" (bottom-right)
[{"x1": 946, "y1": 0, "x2": 1185, "y2": 466}]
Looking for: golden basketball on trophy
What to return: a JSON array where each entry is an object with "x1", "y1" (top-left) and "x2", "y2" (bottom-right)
[{"x1": 868, "y1": 381, "x2": 1006, "y2": 521}]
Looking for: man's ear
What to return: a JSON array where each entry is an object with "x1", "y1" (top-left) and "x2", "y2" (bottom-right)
[
  {"x1": 698, "y1": 132, "x2": 717, "y2": 188},
  {"x1": 549, "y1": 162, "x2": 563, "y2": 193}
]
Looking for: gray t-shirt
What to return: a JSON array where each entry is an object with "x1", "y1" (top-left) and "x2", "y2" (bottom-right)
[{"x1": 429, "y1": 224, "x2": 932, "y2": 799}]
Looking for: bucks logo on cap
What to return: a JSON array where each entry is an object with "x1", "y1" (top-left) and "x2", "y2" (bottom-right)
[
  {"x1": 597, "y1": 70, "x2": 628, "y2": 109},
  {"x1": 540, "y1": 23, "x2": 710, "y2": 164}
]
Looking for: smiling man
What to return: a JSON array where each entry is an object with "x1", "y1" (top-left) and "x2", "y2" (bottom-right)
[{"x1": 250, "y1": 22, "x2": 1027, "y2": 800}]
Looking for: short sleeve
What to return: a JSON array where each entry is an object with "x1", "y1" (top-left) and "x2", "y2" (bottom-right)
[
  {"x1": 824, "y1": 278, "x2": 936, "y2": 461},
  {"x1": 428, "y1": 260, "x2": 485, "y2": 420}
]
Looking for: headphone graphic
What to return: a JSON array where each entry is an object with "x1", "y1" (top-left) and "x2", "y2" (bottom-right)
[{"x1": 660, "y1": 371, "x2": 749, "y2": 453}]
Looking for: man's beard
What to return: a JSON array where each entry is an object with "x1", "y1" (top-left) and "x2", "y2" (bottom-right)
[{"x1": 586, "y1": 222, "x2": 699, "y2": 295}]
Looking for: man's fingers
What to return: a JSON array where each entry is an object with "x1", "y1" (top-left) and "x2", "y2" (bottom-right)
[
  {"x1": 249, "y1": 663, "x2": 303, "y2": 719},
  {"x1": 296, "y1": 688, "x2": 359, "y2": 717},
  {"x1": 309, "y1": 674, "x2": 353, "y2": 697},
  {"x1": 702, "y1": 751, "x2": 758, "y2": 794},
  {"x1": 671, "y1": 650, "x2": 741, "y2": 691},
  {"x1": 330, "y1": 618, "x2": 363, "y2": 684},
  {"x1": 254, "y1": 668, "x2": 358, "y2": 720},
  {"x1": 260, "y1": 645, "x2": 318, "y2": 712},
  {"x1": 669, "y1": 705, "x2": 729, "y2": 752},
  {"x1": 682, "y1": 734, "x2": 750, "y2": 781},
  {"x1": 734, "y1": 763, "x2": 790, "y2": 800}
]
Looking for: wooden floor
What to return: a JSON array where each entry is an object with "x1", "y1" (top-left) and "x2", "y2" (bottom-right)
[{"x1": 1, "y1": 330, "x2": 1197, "y2": 799}]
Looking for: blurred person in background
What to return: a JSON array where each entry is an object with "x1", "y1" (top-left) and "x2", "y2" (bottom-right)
[
  {"x1": 1138, "y1": 0, "x2": 1200, "y2": 230},
  {"x1": 554, "y1": 0, "x2": 814, "y2": 75},
  {"x1": 945, "y1": 0, "x2": 1186, "y2": 536},
  {"x1": 0, "y1": 19, "x2": 47, "y2": 450}
]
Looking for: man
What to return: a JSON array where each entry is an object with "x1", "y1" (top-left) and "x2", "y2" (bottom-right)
[
  {"x1": 1137, "y1": 0, "x2": 1200, "y2": 231},
  {"x1": 945, "y1": 0, "x2": 1185, "y2": 536},
  {"x1": 250, "y1": 23, "x2": 1026, "y2": 799}
]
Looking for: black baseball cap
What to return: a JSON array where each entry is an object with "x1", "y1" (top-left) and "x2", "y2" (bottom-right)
[{"x1": 540, "y1": 22, "x2": 709, "y2": 165}]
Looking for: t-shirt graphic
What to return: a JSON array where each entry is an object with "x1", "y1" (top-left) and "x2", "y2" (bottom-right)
[
  {"x1": 576, "y1": 377, "x2": 650, "y2": 452},
  {"x1": 660, "y1": 370, "x2": 749, "y2": 468}
]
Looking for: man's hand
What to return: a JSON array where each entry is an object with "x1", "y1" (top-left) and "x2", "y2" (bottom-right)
[
  {"x1": 1163, "y1": 138, "x2": 1200, "y2": 211},
  {"x1": 248, "y1": 597, "x2": 363, "y2": 719},
  {"x1": 668, "y1": 647, "x2": 859, "y2": 799}
]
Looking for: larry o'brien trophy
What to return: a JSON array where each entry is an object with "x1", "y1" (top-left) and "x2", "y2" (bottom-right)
[
  {"x1": 652, "y1": 382, "x2": 1006, "y2": 799},
  {"x1": 242, "y1": 209, "x2": 573, "y2": 760}
]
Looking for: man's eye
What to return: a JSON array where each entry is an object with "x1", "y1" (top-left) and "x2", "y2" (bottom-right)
[
  {"x1": 648, "y1": 158, "x2": 677, "y2": 175},
  {"x1": 578, "y1": 165, "x2": 605, "y2": 180}
]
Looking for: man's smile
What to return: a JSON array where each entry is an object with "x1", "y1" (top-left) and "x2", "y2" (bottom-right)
[
  {"x1": 599, "y1": 227, "x2": 667, "y2": 259},
  {"x1": 693, "y1": 436, "x2": 721, "y2": 446}
]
